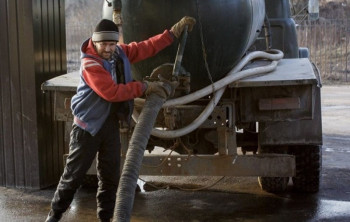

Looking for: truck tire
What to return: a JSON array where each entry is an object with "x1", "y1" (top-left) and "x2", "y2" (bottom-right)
[
  {"x1": 291, "y1": 145, "x2": 322, "y2": 193},
  {"x1": 258, "y1": 146, "x2": 289, "y2": 193}
]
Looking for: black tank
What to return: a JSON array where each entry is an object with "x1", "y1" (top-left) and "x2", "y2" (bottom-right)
[{"x1": 120, "y1": 0, "x2": 265, "y2": 91}]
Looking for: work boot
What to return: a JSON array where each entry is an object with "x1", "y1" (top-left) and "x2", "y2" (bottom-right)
[{"x1": 45, "y1": 210, "x2": 63, "y2": 222}]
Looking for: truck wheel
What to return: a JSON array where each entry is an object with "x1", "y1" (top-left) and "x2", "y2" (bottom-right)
[
  {"x1": 258, "y1": 146, "x2": 289, "y2": 193},
  {"x1": 291, "y1": 145, "x2": 322, "y2": 193}
]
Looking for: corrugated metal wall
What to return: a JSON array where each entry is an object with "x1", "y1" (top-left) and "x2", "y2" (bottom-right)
[{"x1": 0, "y1": 0, "x2": 66, "y2": 189}]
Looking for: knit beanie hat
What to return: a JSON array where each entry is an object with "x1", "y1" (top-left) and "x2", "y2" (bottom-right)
[{"x1": 92, "y1": 19, "x2": 119, "y2": 42}]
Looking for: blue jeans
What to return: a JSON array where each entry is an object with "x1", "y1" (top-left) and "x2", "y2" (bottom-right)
[{"x1": 51, "y1": 114, "x2": 121, "y2": 220}]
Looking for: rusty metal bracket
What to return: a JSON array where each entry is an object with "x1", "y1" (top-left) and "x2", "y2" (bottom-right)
[{"x1": 138, "y1": 154, "x2": 295, "y2": 177}]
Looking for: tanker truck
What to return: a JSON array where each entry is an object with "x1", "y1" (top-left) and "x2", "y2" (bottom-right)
[{"x1": 42, "y1": 0, "x2": 322, "y2": 194}]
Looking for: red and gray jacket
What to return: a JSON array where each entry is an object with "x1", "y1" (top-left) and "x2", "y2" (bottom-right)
[{"x1": 71, "y1": 30, "x2": 174, "y2": 136}]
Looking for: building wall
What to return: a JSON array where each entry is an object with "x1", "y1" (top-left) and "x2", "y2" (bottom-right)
[{"x1": 0, "y1": 0, "x2": 66, "y2": 189}]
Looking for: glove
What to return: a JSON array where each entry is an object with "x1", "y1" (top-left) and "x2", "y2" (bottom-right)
[
  {"x1": 170, "y1": 16, "x2": 196, "y2": 39},
  {"x1": 144, "y1": 80, "x2": 179, "y2": 99}
]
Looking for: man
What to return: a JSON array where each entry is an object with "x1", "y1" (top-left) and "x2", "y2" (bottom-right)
[{"x1": 45, "y1": 16, "x2": 196, "y2": 222}]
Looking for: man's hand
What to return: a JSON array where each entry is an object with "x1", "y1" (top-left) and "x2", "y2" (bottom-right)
[
  {"x1": 170, "y1": 16, "x2": 196, "y2": 39},
  {"x1": 143, "y1": 80, "x2": 178, "y2": 99}
]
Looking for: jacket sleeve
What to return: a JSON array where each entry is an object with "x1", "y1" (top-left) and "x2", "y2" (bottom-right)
[
  {"x1": 81, "y1": 58, "x2": 145, "y2": 102},
  {"x1": 120, "y1": 30, "x2": 174, "y2": 64}
]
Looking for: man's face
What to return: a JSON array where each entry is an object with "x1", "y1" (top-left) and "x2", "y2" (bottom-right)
[{"x1": 93, "y1": 41, "x2": 117, "y2": 60}]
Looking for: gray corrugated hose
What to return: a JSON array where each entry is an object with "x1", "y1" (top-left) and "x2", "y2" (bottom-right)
[
  {"x1": 113, "y1": 93, "x2": 165, "y2": 222},
  {"x1": 114, "y1": 25, "x2": 189, "y2": 222}
]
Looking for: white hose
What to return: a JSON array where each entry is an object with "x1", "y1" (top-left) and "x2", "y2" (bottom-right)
[
  {"x1": 133, "y1": 49, "x2": 284, "y2": 138},
  {"x1": 135, "y1": 49, "x2": 283, "y2": 107}
]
